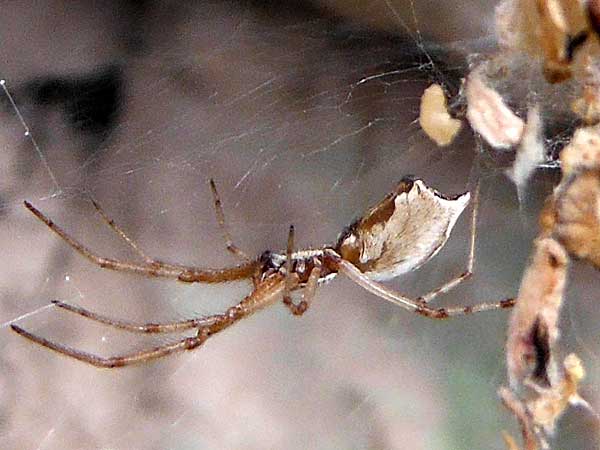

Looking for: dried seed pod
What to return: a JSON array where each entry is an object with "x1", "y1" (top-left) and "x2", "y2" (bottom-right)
[
  {"x1": 466, "y1": 72, "x2": 524, "y2": 149},
  {"x1": 419, "y1": 83, "x2": 462, "y2": 147},
  {"x1": 588, "y1": 0, "x2": 600, "y2": 36},
  {"x1": 495, "y1": 0, "x2": 591, "y2": 83},
  {"x1": 539, "y1": 126, "x2": 600, "y2": 267},
  {"x1": 538, "y1": 194, "x2": 557, "y2": 236},
  {"x1": 500, "y1": 353, "x2": 589, "y2": 450},
  {"x1": 559, "y1": 125, "x2": 600, "y2": 174},
  {"x1": 499, "y1": 387, "x2": 539, "y2": 450},
  {"x1": 506, "y1": 237, "x2": 568, "y2": 387},
  {"x1": 528, "y1": 353, "x2": 586, "y2": 433},
  {"x1": 553, "y1": 169, "x2": 600, "y2": 268}
]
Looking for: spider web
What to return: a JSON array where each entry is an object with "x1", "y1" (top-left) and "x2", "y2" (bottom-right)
[{"x1": 1, "y1": 1, "x2": 598, "y2": 449}]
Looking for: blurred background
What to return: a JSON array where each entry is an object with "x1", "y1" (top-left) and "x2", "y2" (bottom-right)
[{"x1": 0, "y1": 1, "x2": 598, "y2": 449}]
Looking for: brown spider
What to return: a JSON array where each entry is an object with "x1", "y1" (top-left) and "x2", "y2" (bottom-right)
[{"x1": 11, "y1": 177, "x2": 515, "y2": 368}]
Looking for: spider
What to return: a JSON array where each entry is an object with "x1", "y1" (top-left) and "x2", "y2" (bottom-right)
[{"x1": 11, "y1": 177, "x2": 515, "y2": 368}]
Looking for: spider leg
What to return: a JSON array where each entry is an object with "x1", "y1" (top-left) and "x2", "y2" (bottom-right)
[
  {"x1": 51, "y1": 300, "x2": 218, "y2": 333},
  {"x1": 326, "y1": 250, "x2": 515, "y2": 319},
  {"x1": 284, "y1": 259, "x2": 322, "y2": 316},
  {"x1": 11, "y1": 273, "x2": 293, "y2": 368},
  {"x1": 280, "y1": 225, "x2": 320, "y2": 315},
  {"x1": 10, "y1": 324, "x2": 205, "y2": 368},
  {"x1": 24, "y1": 201, "x2": 259, "y2": 283},
  {"x1": 88, "y1": 196, "x2": 154, "y2": 265},
  {"x1": 282, "y1": 225, "x2": 295, "y2": 306},
  {"x1": 209, "y1": 179, "x2": 251, "y2": 261},
  {"x1": 419, "y1": 181, "x2": 479, "y2": 304}
]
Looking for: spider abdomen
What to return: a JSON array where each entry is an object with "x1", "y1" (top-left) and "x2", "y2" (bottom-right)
[{"x1": 335, "y1": 178, "x2": 470, "y2": 281}]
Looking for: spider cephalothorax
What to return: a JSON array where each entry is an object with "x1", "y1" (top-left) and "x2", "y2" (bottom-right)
[{"x1": 257, "y1": 249, "x2": 336, "y2": 286}]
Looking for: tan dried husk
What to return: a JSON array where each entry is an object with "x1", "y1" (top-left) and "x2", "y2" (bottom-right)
[
  {"x1": 495, "y1": 0, "x2": 592, "y2": 83},
  {"x1": 419, "y1": 83, "x2": 462, "y2": 147},
  {"x1": 466, "y1": 70, "x2": 525, "y2": 148},
  {"x1": 501, "y1": 123, "x2": 600, "y2": 449}
]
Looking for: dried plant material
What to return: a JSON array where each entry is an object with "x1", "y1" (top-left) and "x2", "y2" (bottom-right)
[
  {"x1": 500, "y1": 354, "x2": 591, "y2": 450},
  {"x1": 572, "y1": 97, "x2": 600, "y2": 124},
  {"x1": 502, "y1": 430, "x2": 526, "y2": 450},
  {"x1": 336, "y1": 178, "x2": 470, "y2": 281},
  {"x1": 506, "y1": 237, "x2": 568, "y2": 387},
  {"x1": 559, "y1": 125, "x2": 600, "y2": 174},
  {"x1": 571, "y1": 75, "x2": 600, "y2": 124},
  {"x1": 419, "y1": 84, "x2": 462, "y2": 147},
  {"x1": 535, "y1": 0, "x2": 588, "y2": 83},
  {"x1": 492, "y1": 36, "x2": 600, "y2": 441},
  {"x1": 537, "y1": 0, "x2": 570, "y2": 65},
  {"x1": 553, "y1": 169, "x2": 600, "y2": 268},
  {"x1": 495, "y1": 0, "x2": 591, "y2": 83},
  {"x1": 590, "y1": 0, "x2": 600, "y2": 37},
  {"x1": 495, "y1": 0, "x2": 541, "y2": 71},
  {"x1": 495, "y1": 0, "x2": 532, "y2": 51},
  {"x1": 506, "y1": 107, "x2": 545, "y2": 198},
  {"x1": 536, "y1": 125, "x2": 600, "y2": 269},
  {"x1": 500, "y1": 387, "x2": 539, "y2": 450},
  {"x1": 501, "y1": 140, "x2": 600, "y2": 448},
  {"x1": 538, "y1": 195, "x2": 558, "y2": 237},
  {"x1": 528, "y1": 353, "x2": 586, "y2": 433},
  {"x1": 466, "y1": 73, "x2": 524, "y2": 149},
  {"x1": 503, "y1": 289, "x2": 588, "y2": 449}
]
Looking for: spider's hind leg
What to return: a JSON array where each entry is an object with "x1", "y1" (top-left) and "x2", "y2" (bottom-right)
[
  {"x1": 329, "y1": 251, "x2": 515, "y2": 319},
  {"x1": 23, "y1": 200, "x2": 259, "y2": 283},
  {"x1": 418, "y1": 181, "x2": 480, "y2": 304}
]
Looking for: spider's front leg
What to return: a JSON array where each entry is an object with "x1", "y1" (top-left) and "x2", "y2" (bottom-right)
[
  {"x1": 283, "y1": 261, "x2": 322, "y2": 316},
  {"x1": 23, "y1": 200, "x2": 259, "y2": 283}
]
